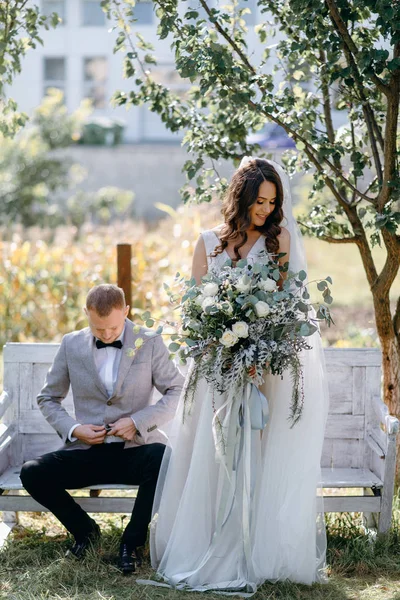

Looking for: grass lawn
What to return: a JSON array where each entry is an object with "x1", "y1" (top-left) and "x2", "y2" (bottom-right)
[{"x1": 1, "y1": 510, "x2": 400, "y2": 600}]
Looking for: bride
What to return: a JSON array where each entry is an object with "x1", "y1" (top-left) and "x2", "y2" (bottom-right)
[{"x1": 147, "y1": 158, "x2": 329, "y2": 595}]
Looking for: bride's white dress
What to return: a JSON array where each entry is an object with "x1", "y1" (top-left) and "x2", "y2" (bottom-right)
[{"x1": 149, "y1": 230, "x2": 329, "y2": 595}]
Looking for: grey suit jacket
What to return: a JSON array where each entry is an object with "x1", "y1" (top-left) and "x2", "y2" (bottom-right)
[{"x1": 37, "y1": 319, "x2": 184, "y2": 451}]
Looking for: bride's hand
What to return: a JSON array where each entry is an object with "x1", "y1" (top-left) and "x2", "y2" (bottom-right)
[{"x1": 248, "y1": 366, "x2": 256, "y2": 377}]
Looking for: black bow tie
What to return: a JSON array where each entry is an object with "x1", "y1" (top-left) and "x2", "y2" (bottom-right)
[{"x1": 95, "y1": 339, "x2": 123, "y2": 350}]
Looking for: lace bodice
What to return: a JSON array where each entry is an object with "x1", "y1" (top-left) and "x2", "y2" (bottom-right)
[{"x1": 201, "y1": 229, "x2": 269, "y2": 272}]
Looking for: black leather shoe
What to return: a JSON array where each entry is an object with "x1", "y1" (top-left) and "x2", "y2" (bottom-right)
[
  {"x1": 118, "y1": 544, "x2": 143, "y2": 575},
  {"x1": 66, "y1": 522, "x2": 101, "y2": 560}
]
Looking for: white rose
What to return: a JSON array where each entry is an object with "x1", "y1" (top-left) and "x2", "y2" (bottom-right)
[
  {"x1": 203, "y1": 282, "x2": 219, "y2": 297},
  {"x1": 194, "y1": 294, "x2": 204, "y2": 308},
  {"x1": 201, "y1": 296, "x2": 215, "y2": 311},
  {"x1": 236, "y1": 277, "x2": 251, "y2": 293},
  {"x1": 220, "y1": 329, "x2": 239, "y2": 347},
  {"x1": 232, "y1": 321, "x2": 249, "y2": 338},
  {"x1": 258, "y1": 277, "x2": 277, "y2": 292},
  {"x1": 254, "y1": 301, "x2": 271, "y2": 317}
]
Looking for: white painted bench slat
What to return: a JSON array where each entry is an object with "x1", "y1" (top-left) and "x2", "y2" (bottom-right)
[
  {"x1": 0, "y1": 343, "x2": 398, "y2": 546},
  {"x1": 0, "y1": 466, "x2": 384, "y2": 493}
]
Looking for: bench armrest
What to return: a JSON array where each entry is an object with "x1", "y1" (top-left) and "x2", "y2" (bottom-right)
[
  {"x1": 372, "y1": 395, "x2": 399, "y2": 435},
  {"x1": 0, "y1": 391, "x2": 12, "y2": 421},
  {"x1": 385, "y1": 415, "x2": 399, "y2": 436},
  {"x1": 0, "y1": 423, "x2": 17, "y2": 455},
  {"x1": 0, "y1": 423, "x2": 17, "y2": 478}
]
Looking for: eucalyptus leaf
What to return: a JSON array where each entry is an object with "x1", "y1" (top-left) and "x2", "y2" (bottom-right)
[
  {"x1": 236, "y1": 259, "x2": 248, "y2": 268},
  {"x1": 298, "y1": 270, "x2": 307, "y2": 281},
  {"x1": 169, "y1": 342, "x2": 181, "y2": 352},
  {"x1": 296, "y1": 301, "x2": 309, "y2": 313}
]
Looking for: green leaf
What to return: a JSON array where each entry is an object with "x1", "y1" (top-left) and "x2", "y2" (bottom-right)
[
  {"x1": 272, "y1": 269, "x2": 280, "y2": 281},
  {"x1": 298, "y1": 270, "x2": 307, "y2": 281},
  {"x1": 317, "y1": 281, "x2": 327, "y2": 291},
  {"x1": 299, "y1": 323, "x2": 310, "y2": 336},
  {"x1": 145, "y1": 319, "x2": 155, "y2": 327},
  {"x1": 296, "y1": 301, "x2": 309, "y2": 313},
  {"x1": 236, "y1": 259, "x2": 248, "y2": 268},
  {"x1": 169, "y1": 342, "x2": 181, "y2": 352}
]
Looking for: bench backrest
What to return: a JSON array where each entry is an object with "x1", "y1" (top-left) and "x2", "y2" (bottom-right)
[{"x1": 2, "y1": 343, "x2": 382, "y2": 468}]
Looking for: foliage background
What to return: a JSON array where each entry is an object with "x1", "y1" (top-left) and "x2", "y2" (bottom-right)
[{"x1": 2, "y1": 198, "x2": 400, "y2": 351}]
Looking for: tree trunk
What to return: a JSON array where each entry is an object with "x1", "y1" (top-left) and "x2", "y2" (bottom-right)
[{"x1": 372, "y1": 291, "x2": 400, "y2": 481}]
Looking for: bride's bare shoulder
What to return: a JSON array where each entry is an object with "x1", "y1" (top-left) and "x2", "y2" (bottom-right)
[
  {"x1": 277, "y1": 227, "x2": 290, "y2": 257},
  {"x1": 278, "y1": 227, "x2": 290, "y2": 242}
]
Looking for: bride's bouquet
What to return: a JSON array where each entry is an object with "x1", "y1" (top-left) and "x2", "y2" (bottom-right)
[{"x1": 160, "y1": 253, "x2": 333, "y2": 427}]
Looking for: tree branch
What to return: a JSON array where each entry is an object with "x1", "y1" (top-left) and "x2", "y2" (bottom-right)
[
  {"x1": 326, "y1": 0, "x2": 385, "y2": 171},
  {"x1": 325, "y1": 0, "x2": 389, "y2": 97},
  {"x1": 297, "y1": 221, "x2": 359, "y2": 244},
  {"x1": 192, "y1": 3, "x2": 377, "y2": 204},
  {"x1": 341, "y1": 44, "x2": 383, "y2": 182},
  {"x1": 245, "y1": 97, "x2": 375, "y2": 203},
  {"x1": 198, "y1": 0, "x2": 257, "y2": 76},
  {"x1": 301, "y1": 144, "x2": 379, "y2": 286},
  {"x1": 320, "y1": 50, "x2": 336, "y2": 146},
  {"x1": 379, "y1": 41, "x2": 400, "y2": 210},
  {"x1": 373, "y1": 228, "x2": 400, "y2": 294}
]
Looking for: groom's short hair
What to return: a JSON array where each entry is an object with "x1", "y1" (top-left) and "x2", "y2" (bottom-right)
[{"x1": 86, "y1": 284, "x2": 126, "y2": 317}]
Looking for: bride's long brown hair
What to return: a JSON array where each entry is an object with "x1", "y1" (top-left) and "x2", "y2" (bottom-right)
[{"x1": 212, "y1": 159, "x2": 285, "y2": 261}]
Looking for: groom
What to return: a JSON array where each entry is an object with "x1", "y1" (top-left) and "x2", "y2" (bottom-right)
[{"x1": 20, "y1": 284, "x2": 184, "y2": 574}]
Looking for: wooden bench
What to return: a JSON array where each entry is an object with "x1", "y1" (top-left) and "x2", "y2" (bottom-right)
[{"x1": 0, "y1": 343, "x2": 398, "y2": 546}]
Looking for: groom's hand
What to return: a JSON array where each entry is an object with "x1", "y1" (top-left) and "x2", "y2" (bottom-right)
[
  {"x1": 73, "y1": 424, "x2": 106, "y2": 445},
  {"x1": 107, "y1": 418, "x2": 137, "y2": 441}
]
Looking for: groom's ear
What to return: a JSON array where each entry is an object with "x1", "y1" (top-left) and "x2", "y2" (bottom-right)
[
  {"x1": 83, "y1": 307, "x2": 88, "y2": 316},
  {"x1": 124, "y1": 305, "x2": 130, "y2": 318}
]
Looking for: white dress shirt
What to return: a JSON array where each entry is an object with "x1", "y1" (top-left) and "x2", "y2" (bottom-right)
[{"x1": 68, "y1": 328, "x2": 125, "y2": 442}]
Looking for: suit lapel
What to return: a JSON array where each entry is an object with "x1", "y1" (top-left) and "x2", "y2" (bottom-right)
[
  {"x1": 113, "y1": 319, "x2": 137, "y2": 397},
  {"x1": 79, "y1": 328, "x2": 109, "y2": 398}
]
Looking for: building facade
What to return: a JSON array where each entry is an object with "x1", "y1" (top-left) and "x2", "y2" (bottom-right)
[{"x1": 10, "y1": 0, "x2": 261, "y2": 143}]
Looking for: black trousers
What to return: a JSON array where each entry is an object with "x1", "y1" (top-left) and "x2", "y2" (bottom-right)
[{"x1": 20, "y1": 442, "x2": 165, "y2": 547}]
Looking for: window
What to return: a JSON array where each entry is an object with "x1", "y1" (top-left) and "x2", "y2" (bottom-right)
[
  {"x1": 43, "y1": 57, "x2": 66, "y2": 96},
  {"x1": 82, "y1": 0, "x2": 105, "y2": 26},
  {"x1": 42, "y1": 0, "x2": 66, "y2": 23},
  {"x1": 148, "y1": 64, "x2": 190, "y2": 99},
  {"x1": 135, "y1": 0, "x2": 153, "y2": 25},
  {"x1": 83, "y1": 57, "x2": 108, "y2": 108}
]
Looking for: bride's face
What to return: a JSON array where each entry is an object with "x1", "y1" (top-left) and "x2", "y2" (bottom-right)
[{"x1": 248, "y1": 180, "x2": 277, "y2": 228}]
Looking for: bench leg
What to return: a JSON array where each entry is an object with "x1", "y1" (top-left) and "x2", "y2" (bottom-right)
[
  {"x1": 377, "y1": 431, "x2": 397, "y2": 536},
  {"x1": 362, "y1": 487, "x2": 379, "y2": 531},
  {"x1": 0, "y1": 490, "x2": 19, "y2": 548}
]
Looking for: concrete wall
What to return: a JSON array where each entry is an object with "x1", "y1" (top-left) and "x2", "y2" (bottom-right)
[
  {"x1": 64, "y1": 144, "x2": 298, "y2": 221},
  {"x1": 66, "y1": 143, "x2": 231, "y2": 220}
]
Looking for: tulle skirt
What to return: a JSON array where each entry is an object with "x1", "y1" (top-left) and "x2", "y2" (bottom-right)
[{"x1": 148, "y1": 337, "x2": 329, "y2": 595}]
